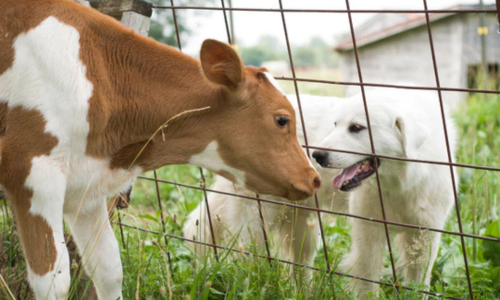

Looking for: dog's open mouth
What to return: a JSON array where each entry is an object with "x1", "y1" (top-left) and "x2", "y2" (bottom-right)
[{"x1": 332, "y1": 158, "x2": 380, "y2": 191}]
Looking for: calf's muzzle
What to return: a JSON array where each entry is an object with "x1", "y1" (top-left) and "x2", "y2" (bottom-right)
[{"x1": 286, "y1": 168, "x2": 321, "y2": 201}]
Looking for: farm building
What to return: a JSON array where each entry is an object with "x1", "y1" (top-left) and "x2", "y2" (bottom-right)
[{"x1": 335, "y1": 4, "x2": 500, "y2": 109}]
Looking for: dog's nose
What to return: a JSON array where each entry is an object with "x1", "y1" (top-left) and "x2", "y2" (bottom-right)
[{"x1": 312, "y1": 150, "x2": 328, "y2": 166}]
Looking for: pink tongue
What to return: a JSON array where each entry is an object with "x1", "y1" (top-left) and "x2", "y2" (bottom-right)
[{"x1": 332, "y1": 162, "x2": 362, "y2": 189}]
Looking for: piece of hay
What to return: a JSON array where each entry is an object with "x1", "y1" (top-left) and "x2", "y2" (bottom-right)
[{"x1": 128, "y1": 106, "x2": 211, "y2": 170}]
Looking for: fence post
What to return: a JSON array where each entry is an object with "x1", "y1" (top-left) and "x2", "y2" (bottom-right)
[
  {"x1": 496, "y1": 0, "x2": 500, "y2": 34},
  {"x1": 89, "y1": 0, "x2": 153, "y2": 36}
]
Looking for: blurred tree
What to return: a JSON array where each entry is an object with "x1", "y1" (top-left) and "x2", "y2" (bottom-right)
[
  {"x1": 294, "y1": 37, "x2": 339, "y2": 68},
  {"x1": 293, "y1": 46, "x2": 316, "y2": 68},
  {"x1": 148, "y1": 0, "x2": 214, "y2": 47},
  {"x1": 309, "y1": 36, "x2": 339, "y2": 68},
  {"x1": 238, "y1": 35, "x2": 339, "y2": 69},
  {"x1": 257, "y1": 35, "x2": 282, "y2": 51},
  {"x1": 238, "y1": 35, "x2": 285, "y2": 67}
]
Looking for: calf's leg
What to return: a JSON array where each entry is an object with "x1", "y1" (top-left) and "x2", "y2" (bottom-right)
[
  {"x1": 65, "y1": 199, "x2": 123, "y2": 300},
  {"x1": 1, "y1": 158, "x2": 70, "y2": 300}
]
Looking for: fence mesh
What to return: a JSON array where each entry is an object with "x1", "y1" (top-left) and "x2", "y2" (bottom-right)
[{"x1": 112, "y1": 1, "x2": 500, "y2": 299}]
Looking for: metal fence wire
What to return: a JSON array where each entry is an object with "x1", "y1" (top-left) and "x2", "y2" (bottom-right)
[{"x1": 113, "y1": 1, "x2": 500, "y2": 299}]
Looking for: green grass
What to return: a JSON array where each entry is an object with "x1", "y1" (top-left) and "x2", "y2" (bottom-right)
[
  {"x1": 436, "y1": 93, "x2": 500, "y2": 299},
  {"x1": 1, "y1": 92, "x2": 499, "y2": 299}
]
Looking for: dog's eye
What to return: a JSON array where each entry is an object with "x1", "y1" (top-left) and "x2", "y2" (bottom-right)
[
  {"x1": 348, "y1": 124, "x2": 366, "y2": 133},
  {"x1": 275, "y1": 116, "x2": 288, "y2": 128}
]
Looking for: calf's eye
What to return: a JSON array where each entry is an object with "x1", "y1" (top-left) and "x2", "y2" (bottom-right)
[
  {"x1": 348, "y1": 124, "x2": 366, "y2": 133},
  {"x1": 275, "y1": 116, "x2": 288, "y2": 128}
]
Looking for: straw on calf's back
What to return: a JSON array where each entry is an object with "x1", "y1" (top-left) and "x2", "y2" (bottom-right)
[{"x1": 0, "y1": 0, "x2": 320, "y2": 299}]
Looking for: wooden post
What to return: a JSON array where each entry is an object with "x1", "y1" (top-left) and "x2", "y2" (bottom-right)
[
  {"x1": 73, "y1": 0, "x2": 91, "y2": 7},
  {"x1": 89, "y1": 0, "x2": 152, "y2": 36}
]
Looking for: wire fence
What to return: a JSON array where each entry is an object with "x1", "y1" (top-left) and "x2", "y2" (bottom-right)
[{"x1": 115, "y1": 1, "x2": 500, "y2": 299}]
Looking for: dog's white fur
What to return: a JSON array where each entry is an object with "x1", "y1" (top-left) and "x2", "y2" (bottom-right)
[
  {"x1": 183, "y1": 95, "x2": 347, "y2": 266},
  {"x1": 317, "y1": 88, "x2": 457, "y2": 296},
  {"x1": 184, "y1": 89, "x2": 457, "y2": 296}
]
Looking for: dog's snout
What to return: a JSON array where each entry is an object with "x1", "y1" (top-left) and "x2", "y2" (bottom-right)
[{"x1": 312, "y1": 150, "x2": 328, "y2": 166}]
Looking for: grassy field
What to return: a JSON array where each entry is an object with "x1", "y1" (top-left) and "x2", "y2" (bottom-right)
[{"x1": 1, "y1": 89, "x2": 499, "y2": 299}]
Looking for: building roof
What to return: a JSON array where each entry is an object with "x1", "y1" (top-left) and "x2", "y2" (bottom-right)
[{"x1": 334, "y1": 4, "x2": 496, "y2": 52}]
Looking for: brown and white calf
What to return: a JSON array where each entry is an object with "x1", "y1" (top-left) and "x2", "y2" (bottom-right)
[{"x1": 0, "y1": 0, "x2": 320, "y2": 299}]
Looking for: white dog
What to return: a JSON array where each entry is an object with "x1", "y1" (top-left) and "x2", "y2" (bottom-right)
[
  {"x1": 312, "y1": 88, "x2": 457, "y2": 297},
  {"x1": 183, "y1": 94, "x2": 348, "y2": 266}
]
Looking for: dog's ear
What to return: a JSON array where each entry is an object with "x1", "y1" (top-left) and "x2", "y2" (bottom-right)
[{"x1": 395, "y1": 116, "x2": 429, "y2": 158}]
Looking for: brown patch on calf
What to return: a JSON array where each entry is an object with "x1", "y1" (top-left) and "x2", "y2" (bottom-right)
[
  {"x1": 0, "y1": 3, "x2": 15, "y2": 77},
  {"x1": 0, "y1": 107, "x2": 59, "y2": 276},
  {"x1": 0, "y1": 33, "x2": 14, "y2": 76},
  {"x1": 0, "y1": 103, "x2": 8, "y2": 137},
  {"x1": 1, "y1": 1, "x2": 318, "y2": 235}
]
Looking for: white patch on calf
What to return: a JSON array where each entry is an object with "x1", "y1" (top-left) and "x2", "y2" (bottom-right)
[
  {"x1": 1, "y1": 17, "x2": 93, "y2": 157},
  {"x1": 263, "y1": 72, "x2": 285, "y2": 95},
  {"x1": 0, "y1": 16, "x2": 135, "y2": 298},
  {"x1": 0, "y1": 16, "x2": 141, "y2": 204},
  {"x1": 28, "y1": 266, "x2": 71, "y2": 300},
  {"x1": 26, "y1": 156, "x2": 66, "y2": 218},
  {"x1": 64, "y1": 159, "x2": 142, "y2": 213},
  {"x1": 189, "y1": 141, "x2": 245, "y2": 186}
]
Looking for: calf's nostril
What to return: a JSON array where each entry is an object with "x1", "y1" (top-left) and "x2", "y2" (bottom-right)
[{"x1": 313, "y1": 176, "x2": 321, "y2": 190}]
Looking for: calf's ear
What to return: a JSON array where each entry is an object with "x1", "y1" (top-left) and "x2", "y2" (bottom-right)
[
  {"x1": 395, "y1": 116, "x2": 429, "y2": 159},
  {"x1": 200, "y1": 39, "x2": 245, "y2": 89}
]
